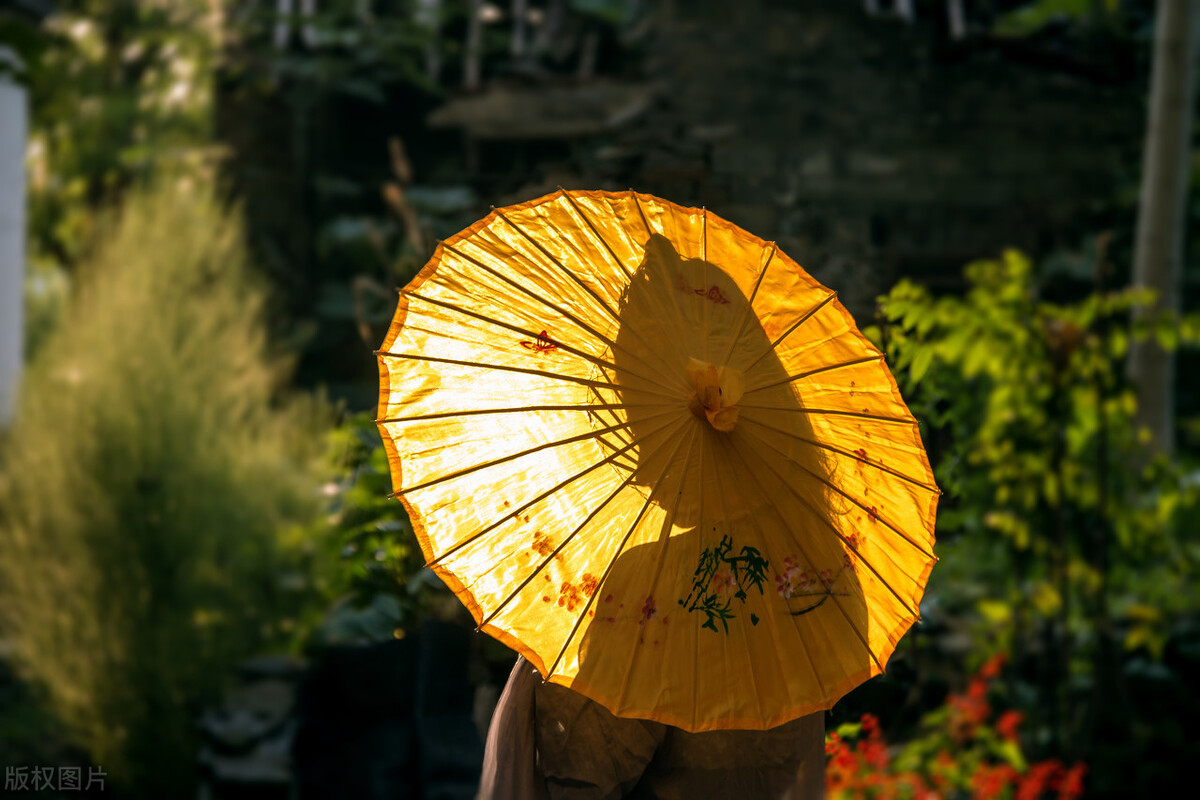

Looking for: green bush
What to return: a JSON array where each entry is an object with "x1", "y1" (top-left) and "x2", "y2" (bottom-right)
[
  {"x1": 869, "y1": 249, "x2": 1200, "y2": 793},
  {"x1": 0, "y1": 181, "x2": 325, "y2": 797}
]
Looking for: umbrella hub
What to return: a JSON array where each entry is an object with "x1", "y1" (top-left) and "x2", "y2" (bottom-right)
[{"x1": 685, "y1": 357, "x2": 744, "y2": 433}]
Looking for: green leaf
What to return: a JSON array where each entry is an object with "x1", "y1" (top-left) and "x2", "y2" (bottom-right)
[{"x1": 909, "y1": 346, "x2": 934, "y2": 384}]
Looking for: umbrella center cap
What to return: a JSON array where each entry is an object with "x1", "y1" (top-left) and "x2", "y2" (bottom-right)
[{"x1": 685, "y1": 358, "x2": 744, "y2": 432}]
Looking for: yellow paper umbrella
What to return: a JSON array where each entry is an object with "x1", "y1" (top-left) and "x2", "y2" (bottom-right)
[{"x1": 376, "y1": 189, "x2": 938, "y2": 732}]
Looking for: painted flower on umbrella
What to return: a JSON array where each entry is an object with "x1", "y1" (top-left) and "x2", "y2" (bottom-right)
[
  {"x1": 713, "y1": 568, "x2": 737, "y2": 594},
  {"x1": 774, "y1": 556, "x2": 803, "y2": 598},
  {"x1": 842, "y1": 533, "x2": 863, "y2": 568},
  {"x1": 639, "y1": 595, "x2": 657, "y2": 626}
]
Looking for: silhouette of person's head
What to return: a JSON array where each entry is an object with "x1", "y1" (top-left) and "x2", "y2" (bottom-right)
[{"x1": 568, "y1": 233, "x2": 870, "y2": 731}]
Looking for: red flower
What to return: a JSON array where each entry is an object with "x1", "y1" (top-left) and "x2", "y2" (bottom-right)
[
  {"x1": 979, "y1": 652, "x2": 1006, "y2": 680},
  {"x1": 1058, "y1": 763, "x2": 1086, "y2": 800},
  {"x1": 1017, "y1": 760, "x2": 1061, "y2": 800},
  {"x1": 948, "y1": 690, "x2": 990, "y2": 740},
  {"x1": 971, "y1": 763, "x2": 1018, "y2": 800},
  {"x1": 857, "y1": 738, "x2": 889, "y2": 769},
  {"x1": 996, "y1": 710, "x2": 1024, "y2": 743}
]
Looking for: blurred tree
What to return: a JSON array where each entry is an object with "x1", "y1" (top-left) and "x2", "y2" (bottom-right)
[
  {"x1": 0, "y1": 182, "x2": 326, "y2": 798},
  {"x1": 1129, "y1": 0, "x2": 1200, "y2": 457}
]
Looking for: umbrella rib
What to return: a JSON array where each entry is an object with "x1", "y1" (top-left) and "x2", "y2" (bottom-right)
[
  {"x1": 390, "y1": 408, "x2": 676, "y2": 497},
  {"x1": 737, "y1": 424, "x2": 935, "y2": 565},
  {"x1": 718, "y1": 439, "x2": 857, "y2": 687},
  {"x1": 701, "y1": 207, "x2": 709, "y2": 362},
  {"x1": 585, "y1": 385, "x2": 635, "y2": 454},
  {"x1": 735, "y1": 405, "x2": 915, "y2": 424},
  {"x1": 376, "y1": 350, "x2": 678, "y2": 402},
  {"x1": 545, "y1": 425, "x2": 695, "y2": 679},
  {"x1": 478, "y1": 415, "x2": 691, "y2": 628},
  {"x1": 741, "y1": 355, "x2": 884, "y2": 395},
  {"x1": 629, "y1": 190, "x2": 654, "y2": 236},
  {"x1": 625, "y1": 189, "x2": 698, "y2": 376},
  {"x1": 492, "y1": 207, "x2": 623, "y2": 323},
  {"x1": 425, "y1": 415, "x2": 681, "y2": 568},
  {"x1": 743, "y1": 292, "x2": 838, "y2": 375},
  {"x1": 612, "y1": 425, "x2": 700, "y2": 713},
  {"x1": 439, "y1": 241, "x2": 685, "y2": 392},
  {"x1": 478, "y1": 470, "x2": 641, "y2": 628},
  {"x1": 688, "y1": 419, "x2": 706, "y2": 730},
  {"x1": 709, "y1": 438, "x2": 768, "y2": 725},
  {"x1": 377, "y1": 402, "x2": 666, "y2": 424},
  {"x1": 404, "y1": 288, "x2": 666, "y2": 390},
  {"x1": 738, "y1": 416, "x2": 939, "y2": 493},
  {"x1": 716, "y1": 242, "x2": 777, "y2": 372},
  {"x1": 439, "y1": 241, "x2": 620, "y2": 350},
  {"x1": 558, "y1": 189, "x2": 633, "y2": 280}
]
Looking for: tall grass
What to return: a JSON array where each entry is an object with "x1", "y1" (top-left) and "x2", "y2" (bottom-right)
[{"x1": 0, "y1": 181, "x2": 324, "y2": 797}]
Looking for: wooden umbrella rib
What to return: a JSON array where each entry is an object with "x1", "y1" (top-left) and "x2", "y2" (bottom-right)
[
  {"x1": 545, "y1": 426, "x2": 694, "y2": 679},
  {"x1": 377, "y1": 401, "x2": 665, "y2": 424},
  {"x1": 701, "y1": 207, "x2": 710, "y2": 362},
  {"x1": 439, "y1": 240, "x2": 687, "y2": 394},
  {"x1": 743, "y1": 292, "x2": 838, "y2": 374},
  {"x1": 585, "y1": 386, "x2": 636, "y2": 452},
  {"x1": 737, "y1": 416, "x2": 939, "y2": 493},
  {"x1": 733, "y1": 425, "x2": 930, "y2": 606},
  {"x1": 738, "y1": 424, "x2": 936, "y2": 564},
  {"x1": 392, "y1": 408, "x2": 676, "y2": 498},
  {"x1": 732, "y1": 443, "x2": 913, "y2": 676},
  {"x1": 720, "y1": 437, "x2": 885, "y2": 680},
  {"x1": 717, "y1": 242, "x2": 777, "y2": 372},
  {"x1": 687, "y1": 413, "x2": 706, "y2": 730},
  {"x1": 708, "y1": 439, "x2": 768, "y2": 724},
  {"x1": 741, "y1": 355, "x2": 885, "y2": 396},
  {"x1": 425, "y1": 416, "x2": 677, "y2": 568},
  {"x1": 558, "y1": 189, "x2": 633, "y2": 280},
  {"x1": 630, "y1": 190, "x2": 654, "y2": 236},
  {"x1": 376, "y1": 349, "x2": 677, "y2": 402},
  {"x1": 478, "y1": 472, "x2": 640, "y2": 627},
  {"x1": 734, "y1": 405, "x2": 915, "y2": 425},
  {"x1": 612, "y1": 426, "x2": 700, "y2": 712},
  {"x1": 477, "y1": 415, "x2": 690, "y2": 628},
  {"x1": 404, "y1": 288, "x2": 664, "y2": 390},
  {"x1": 439, "y1": 241, "x2": 619, "y2": 350},
  {"x1": 493, "y1": 207, "x2": 622, "y2": 323}
]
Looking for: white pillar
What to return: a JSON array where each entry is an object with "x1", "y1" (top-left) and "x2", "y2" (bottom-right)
[{"x1": 0, "y1": 47, "x2": 28, "y2": 427}]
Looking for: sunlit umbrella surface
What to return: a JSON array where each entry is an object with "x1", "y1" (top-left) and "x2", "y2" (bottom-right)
[{"x1": 377, "y1": 189, "x2": 938, "y2": 731}]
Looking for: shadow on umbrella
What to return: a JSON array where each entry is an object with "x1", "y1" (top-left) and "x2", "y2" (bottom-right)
[{"x1": 569, "y1": 234, "x2": 871, "y2": 731}]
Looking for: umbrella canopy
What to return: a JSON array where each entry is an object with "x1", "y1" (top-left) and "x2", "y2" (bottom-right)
[{"x1": 376, "y1": 189, "x2": 938, "y2": 732}]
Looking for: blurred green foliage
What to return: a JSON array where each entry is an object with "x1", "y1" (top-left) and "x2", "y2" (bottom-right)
[
  {"x1": 869, "y1": 248, "x2": 1200, "y2": 786},
  {"x1": 992, "y1": 0, "x2": 1121, "y2": 37},
  {"x1": 22, "y1": 1, "x2": 220, "y2": 271},
  {"x1": 0, "y1": 182, "x2": 327, "y2": 798},
  {"x1": 292, "y1": 411, "x2": 446, "y2": 648},
  {"x1": 234, "y1": 0, "x2": 439, "y2": 102}
]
